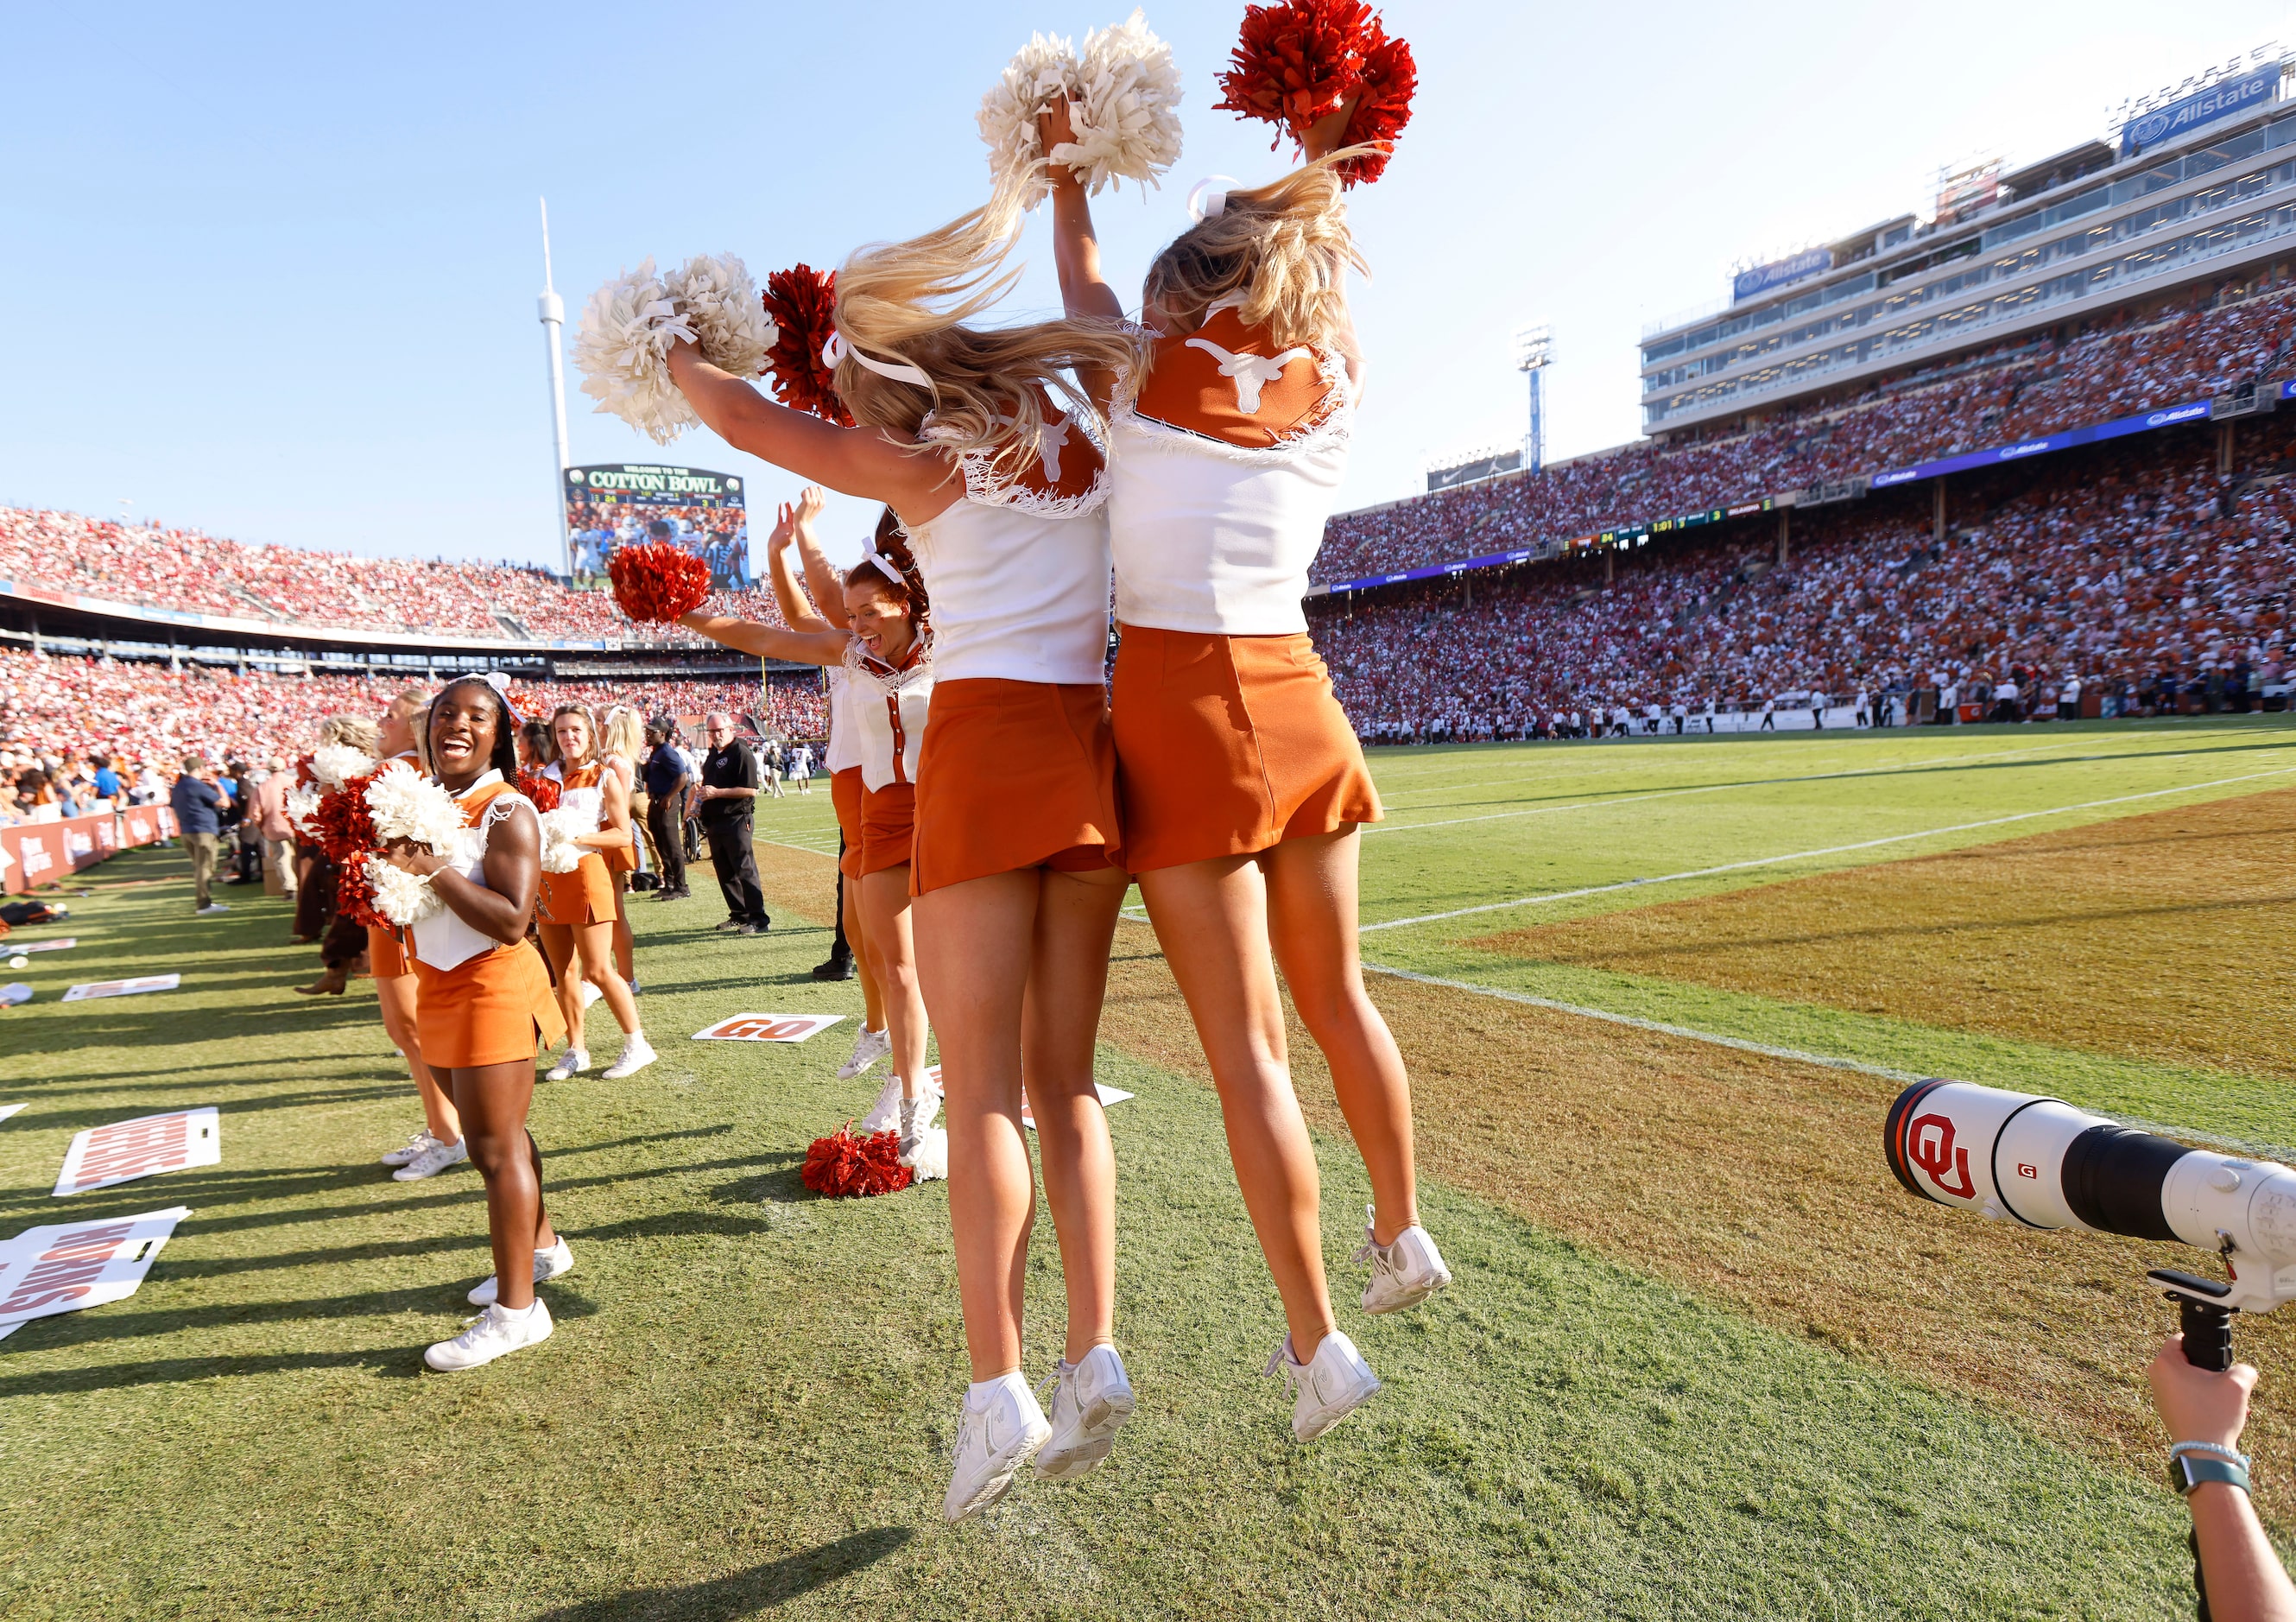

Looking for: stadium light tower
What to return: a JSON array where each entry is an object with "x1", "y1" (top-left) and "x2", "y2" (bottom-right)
[
  {"x1": 538, "y1": 198, "x2": 573, "y2": 579},
  {"x1": 1513, "y1": 323, "x2": 1553, "y2": 477}
]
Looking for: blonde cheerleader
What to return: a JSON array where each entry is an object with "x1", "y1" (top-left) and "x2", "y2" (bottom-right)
[
  {"x1": 537, "y1": 706, "x2": 655, "y2": 1080},
  {"x1": 383, "y1": 675, "x2": 571, "y2": 1371},
  {"x1": 1043, "y1": 102, "x2": 1449, "y2": 1441},
  {"x1": 598, "y1": 706, "x2": 647, "y2": 990},
  {"x1": 661, "y1": 211, "x2": 1143, "y2": 1521}
]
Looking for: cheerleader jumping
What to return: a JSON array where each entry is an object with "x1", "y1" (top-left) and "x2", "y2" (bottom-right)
[
  {"x1": 663, "y1": 213, "x2": 1145, "y2": 1519},
  {"x1": 536, "y1": 706, "x2": 655, "y2": 1080},
  {"x1": 384, "y1": 675, "x2": 572, "y2": 1371},
  {"x1": 674, "y1": 517, "x2": 940, "y2": 1161},
  {"x1": 1043, "y1": 103, "x2": 1449, "y2": 1441}
]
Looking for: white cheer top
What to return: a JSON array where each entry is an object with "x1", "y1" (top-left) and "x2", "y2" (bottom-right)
[
  {"x1": 823, "y1": 666, "x2": 861, "y2": 775},
  {"x1": 906, "y1": 402, "x2": 1113, "y2": 685},
  {"x1": 408, "y1": 772, "x2": 532, "y2": 973},
  {"x1": 1106, "y1": 306, "x2": 1352, "y2": 637},
  {"x1": 556, "y1": 761, "x2": 605, "y2": 832},
  {"x1": 843, "y1": 638, "x2": 933, "y2": 792}
]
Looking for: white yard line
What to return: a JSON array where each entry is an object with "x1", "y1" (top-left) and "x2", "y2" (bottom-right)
[
  {"x1": 1356, "y1": 962, "x2": 2296, "y2": 1161},
  {"x1": 1357, "y1": 766, "x2": 2296, "y2": 932}
]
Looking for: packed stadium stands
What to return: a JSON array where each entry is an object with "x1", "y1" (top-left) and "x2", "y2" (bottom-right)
[
  {"x1": 1313, "y1": 419, "x2": 2296, "y2": 739},
  {"x1": 1317, "y1": 271, "x2": 2296, "y2": 583},
  {"x1": 0, "y1": 647, "x2": 828, "y2": 782}
]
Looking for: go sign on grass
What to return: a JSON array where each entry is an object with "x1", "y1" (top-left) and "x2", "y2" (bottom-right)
[{"x1": 691, "y1": 1014, "x2": 847, "y2": 1043}]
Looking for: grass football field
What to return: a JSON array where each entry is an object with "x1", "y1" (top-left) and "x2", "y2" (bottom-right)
[{"x1": 6, "y1": 715, "x2": 2296, "y2": 1619}]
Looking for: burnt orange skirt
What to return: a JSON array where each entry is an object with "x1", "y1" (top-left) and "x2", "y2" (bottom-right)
[
  {"x1": 367, "y1": 923, "x2": 408, "y2": 979},
  {"x1": 539, "y1": 852, "x2": 615, "y2": 927},
  {"x1": 602, "y1": 835, "x2": 638, "y2": 877},
  {"x1": 858, "y1": 782, "x2": 916, "y2": 876},
  {"x1": 1111, "y1": 625, "x2": 1382, "y2": 873},
  {"x1": 412, "y1": 942, "x2": 567, "y2": 1069},
  {"x1": 831, "y1": 768, "x2": 865, "y2": 878},
  {"x1": 912, "y1": 678, "x2": 1122, "y2": 896}
]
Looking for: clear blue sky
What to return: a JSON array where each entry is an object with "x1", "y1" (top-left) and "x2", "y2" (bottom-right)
[{"x1": 4, "y1": 1, "x2": 2287, "y2": 570}]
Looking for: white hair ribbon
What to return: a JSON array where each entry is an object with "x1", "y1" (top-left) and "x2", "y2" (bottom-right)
[
  {"x1": 822, "y1": 329, "x2": 931, "y2": 387},
  {"x1": 443, "y1": 670, "x2": 521, "y2": 721},
  {"x1": 1186, "y1": 175, "x2": 1240, "y2": 223}
]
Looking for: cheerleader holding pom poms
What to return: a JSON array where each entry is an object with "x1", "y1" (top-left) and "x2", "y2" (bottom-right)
[
  {"x1": 615, "y1": 211, "x2": 1146, "y2": 1521},
  {"x1": 1036, "y1": 2, "x2": 1445, "y2": 1443},
  {"x1": 383, "y1": 675, "x2": 572, "y2": 1372},
  {"x1": 535, "y1": 705, "x2": 654, "y2": 1081}
]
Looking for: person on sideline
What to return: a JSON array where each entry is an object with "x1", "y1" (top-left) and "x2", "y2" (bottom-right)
[
  {"x1": 598, "y1": 706, "x2": 647, "y2": 989},
  {"x1": 642, "y1": 717, "x2": 692, "y2": 901},
  {"x1": 368, "y1": 688, "x2": 467, "y2": 1183},
  {"x1": 255, "y1": 754, "x2": 299, "y2": 902},
  {"x1": 534, "y1": 705, "x2": 653, "y2": 1081},
  {"x1": 170, "y1": 756, "x2": 229, "y2": 916},
  {"x1": 694, "y1": 713, "x2": 769, "y2": 934},
  {"x1": 385, "y1": 675, "x2": 569, "y2": 1371},
  {"x1": 1044, "y1": 101, "x2": 1447, "y2": 1441}
]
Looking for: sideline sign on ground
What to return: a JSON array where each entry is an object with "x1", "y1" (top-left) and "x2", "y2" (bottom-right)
[
  {"x1": 0, "y1": 1104, "x2": 23, "y2": 1124},
  {"x1": 61, "y1": 973, "x2": 180, "y2": 1003},
  {"x1": 0, "y1": 1206, "x2": 190, "y2": 1342},
  {"x1": 11, "y1": 938, "x2": 77, "y2": 954},
  {"x1": 54, "y1": 1107, "x2": 219, "y2": 1197},
  {"x1": 1021, "y1": 1085, "x2": 1134, "y2": 1131},
  {"x1": 691, "y1": 1013, "x2": 847, "y2": 1043}
]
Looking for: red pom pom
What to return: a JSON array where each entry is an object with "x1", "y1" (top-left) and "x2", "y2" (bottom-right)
[
  {"x1": 314, "y1": 770, "x2": 386, "y2": 928},
  {"x1": 607, "y1": 541, "x2": 712, "y2": 624},
  {"x1": 518, "y1": 770, "x2": 561, "y2": 812},
  {"x1": 762, "y1": 264, "x2": 854, "y2": 428},
  {"x1": 1337, "y1": 22, "x2": 1414, "y2": 185},
  {"x1": 1211, "y1": 0, "x2": 1414, "y2": 186},
  {"x1": 800, "y1": 1125, "x2": 915, "y2": 1199}
]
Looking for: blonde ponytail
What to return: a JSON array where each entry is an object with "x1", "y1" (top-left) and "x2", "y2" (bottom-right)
[{"x1": 1142, "y1": 149, "x2": 1373, "y2": 355}]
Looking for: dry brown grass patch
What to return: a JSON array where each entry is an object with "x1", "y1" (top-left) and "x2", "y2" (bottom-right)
[{"x1": 1475, "y1": 786, "x2": 2296, "y2": 1080}]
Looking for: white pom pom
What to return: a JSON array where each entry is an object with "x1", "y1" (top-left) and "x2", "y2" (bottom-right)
[
  {"x1": 310, "y1": 744, "x2": 376, "y2": 789},
  {"x1": 364, "y1": 855, "x2": 443, "y2": 928},
  {"x1": 668, "y1": 253, "x2": 775, "y2": 379},
  {"x1": 901, "y1": 1127, "x2": 948, "y2": 1182},
  {"x1": 537, "y1": 808, "x2": 589, "y2": 874},
  {"x1": 572, "y1": 258, "x2": 700, "y2": 447},
  {"x1": 1061, "y1": 10, "x2": 1184, "y2": 198},
  {"x1": 364, "y1": 769, "x2": 464, "y2": 855},
  {"x1": 285, "y1": 784, "x2": 323, "y2": 839},
  {"x1": 977, "y1": 30, "x2": 1079, "y2": 215}
]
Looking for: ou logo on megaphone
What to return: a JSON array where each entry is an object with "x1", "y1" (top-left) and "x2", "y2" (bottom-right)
[{"x1": 1909, "y1": 1112, "x2": 1977, "y2": 1200}]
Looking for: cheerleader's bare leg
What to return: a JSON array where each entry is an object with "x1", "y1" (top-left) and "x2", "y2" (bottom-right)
[
  {"x1": 914, "y1": 865, "x2": 1123, "y2": 1378},
  {"x1": 1261, "y1": 827, "x2": 1417, "y2": 1240},
  {"x1": 450, "y1": 1059, "x2": 556, "y2": 1312},
  {"x1": 861, "y1": 867, "x2": 928, "y2": 1104},
  {"x1": 1135, "y1": 855, "x2": 1338, "y2": 1359},
  {"x1": 844, "y1": 878, "x2": 887, "y2": 1034},
  {"x1": 572, "y1": 918, "x2": 639, "y2": 1035},
  {"x1": 376, "y1": 973, "x2": 459, "y2": 1145}
]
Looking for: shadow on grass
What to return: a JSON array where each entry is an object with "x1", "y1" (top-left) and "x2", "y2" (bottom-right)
[{"x1": 532, "y1": 1528, "x2": 914, "y2": 1620}]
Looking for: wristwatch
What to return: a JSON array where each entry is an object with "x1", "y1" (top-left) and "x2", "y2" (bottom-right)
[{"x1": 2170, "y1": 1442, "x2": 2253, "y2": 1497}]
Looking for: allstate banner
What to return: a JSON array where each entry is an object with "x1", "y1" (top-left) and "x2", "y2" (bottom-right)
[
  {"x1": 2121, "y1": 68, "x2": 2280, "y2": 157},
  {"x1": 1733, "y1": 249, "x2": 1831, "y2": 304}
]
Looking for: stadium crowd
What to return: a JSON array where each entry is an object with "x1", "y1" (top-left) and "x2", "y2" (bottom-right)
[
  {"x1": 1313, "y1": 428, "x2": 2296, "y2": 740},
  {"x1": 1319, "y1": 273, "x2": 2296, "y2": 582},
  {"x1": 0, "y1": 648, "x2": 826, "y2": 825}
]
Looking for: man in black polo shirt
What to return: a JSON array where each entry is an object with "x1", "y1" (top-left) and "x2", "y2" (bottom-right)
[
  {"x1": 696, "y1": 713, "x2": 768, "y2": 934},
  {"x1": 642, "y1": 716, "x2": 693, "y2": 901}
]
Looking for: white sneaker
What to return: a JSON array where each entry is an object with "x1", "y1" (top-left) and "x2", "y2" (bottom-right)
[
  {"x1": 1265, "y1": 1329, "x2": 1382, "y2": 1441},
  {"x1": 392, "y1": 1136, "x2": 468, "y2": 1182},
  {"x1": 579, "y1": 980, "x2": 603, "y2": 1011},
  {"x1": 943, "y1": 1375, "x2": 1051, "y2": 1523},
  {"x1": 838, "y1": 1025, "x2": 891, "y2": 1080},
  {"x1": 1034, "y1": 1346, "x2": 1135, "y2": 1480},
  {"x1": 601, "y1": 1034, "x2": 657, "y2": 1080},
  {"x1": 545, "y1": 1047, "x2": 590, "y2": 1081},
  {"x1": 1356, "y1": 1207, "x2": 1453, "y2": 1315},
  {"x1": 423, "y1": 1298, "x2": 553, "y2": 1371},
  {"x1": 862, "y1": 1072, "x2": 941, "y2": 1136},
  {"x1": 379, "y1": 1129, "x2": 437, "y2": 1169},
  {"x1": 467, "y1": 1236, "x2": 575, "y2": 1307},
  {"x1": 897, "y1": 1093, "x2": 938, "y2": 1159}
]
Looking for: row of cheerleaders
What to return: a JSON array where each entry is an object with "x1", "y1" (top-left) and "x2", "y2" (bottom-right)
[{"x1": 388, "y1": 2, "x2": 1450, "y2": 1524}]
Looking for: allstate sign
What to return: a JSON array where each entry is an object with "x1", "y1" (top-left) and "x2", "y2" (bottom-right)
[
  {"x1": 1732, "y1": 249, "x2": 1831, "y2": 305},
  {"x1": 2121, "y1": 68, "x2": 2279, "y2": 157}
]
